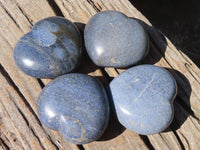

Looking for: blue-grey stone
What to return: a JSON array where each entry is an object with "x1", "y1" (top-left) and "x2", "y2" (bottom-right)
[
  {"x1": 14, "y1": 17, "x2": 82, "y2": 78},
  {"x1": 37, "y1": 73, "x2": 110, "y2": 144},
  {"x1": 109, "y1": 65, "x2": 177, "y2": 135},
  {"x1": 84, "y1": 10, "x2": 149, "y2": 68}
]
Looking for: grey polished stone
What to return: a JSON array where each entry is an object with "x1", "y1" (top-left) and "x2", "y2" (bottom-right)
[
  {"x1": 14, "y1": 17, "x2": 82, "y2": 78},
  {"x1": 109, "y1": 65, "x2": 177, "y2": 135},
  {"x1": 84, "y1": 10, "x2": 149, "y2": 68},
  {"x1": 37, "y1": 73, "x2": 110, "y2": 144}
]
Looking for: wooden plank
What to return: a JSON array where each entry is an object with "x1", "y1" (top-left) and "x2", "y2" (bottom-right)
[
  {"x1": 0, "y1": 0, "x2": 200, "y2": 149},
  {"x1": 84, "y1": 131, "x2": 149, "y2": 150},
  {"x1": 0, "y1": 65, "x2": 83, "y2": 150},
  {"x1": 0, "y1": 73, "x2": 45, "y2": 150},
  {"x1": 52, "y1": 0, "x2": 200, "y2": 150},
  {"x1": 0, "y1": 0, "x2": 149, "y2": 149},
  {"x1": 0, "y1": 0, "x2": 129, "y2": 149},
  {"x1": 0, "y1": 0, "x2": 79, "y2": 149}
]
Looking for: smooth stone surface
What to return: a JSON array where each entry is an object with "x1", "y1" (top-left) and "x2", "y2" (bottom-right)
[
  {"x1": 14, "y1": 17, "x2": 82, "y2": 78},
  {"x1": 37, "y1": 73, "x2": 110, "y2": 144},
  {"x1": 84, "y1": 10, "x2": 149, "y2": 68},
  {"x1": 109, "y1": 65, "x2": 177, "y2": 135}
]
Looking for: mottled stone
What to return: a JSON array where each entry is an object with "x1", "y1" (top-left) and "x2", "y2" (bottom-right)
[
  {"x1": 109, "y1": 65, "x2": 177, "y2": 135},
  {"x1": 84, "y1": 10, "x2": 149, "y2": 68},
  {"x1": 37, "y1": 73, "x2": 110, "y2": 144},
  {"x1": 14, "y1": 17, "x2": 82, "y2": 78}
]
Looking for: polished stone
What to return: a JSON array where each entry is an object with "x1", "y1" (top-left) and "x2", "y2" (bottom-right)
[
  {"x1": 14, "y1": 17, "x2": 82, "y2": 78},
  {"x1": 37, "y1": 73, "x2": 110, "y2": 144},
  {"x1": 84, "y1": 10, "x2": 149, "y2": 68},
  {"x1": 109, "y1": 65, "x2": 177, "y2": 135}
]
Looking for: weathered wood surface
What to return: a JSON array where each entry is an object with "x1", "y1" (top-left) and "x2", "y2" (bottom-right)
[{"x1": 0, "y1": 0, "x2": 200, "y2": 150}]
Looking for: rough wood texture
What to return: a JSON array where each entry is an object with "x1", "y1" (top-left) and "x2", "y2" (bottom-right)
[{"x1": 0, "y1": 0, "x2": 200, "y2": 150}]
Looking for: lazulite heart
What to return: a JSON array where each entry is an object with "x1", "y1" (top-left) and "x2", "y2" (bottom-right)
[
  {"x1": 84, "y1": 10, "x2": 149, "y2": 68},
  {"x1": 14, "y1": 17, "x2": 82, "y2": 78},
  {"x1": 109, "y1": 65, "x2": 177, "y2": 135},
  {"x1": 37, "y1": 73, "x2": 110, "y2": 144}
]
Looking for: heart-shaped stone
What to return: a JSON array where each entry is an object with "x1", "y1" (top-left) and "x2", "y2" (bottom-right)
[
  {"x1": 84, "y1": 10, "x2": 149, "y2": 68},
  {"x1": 109, "y1": 65, "x2": 177, "y2": 135},
  {"x1": 37, "y1": 73, "x2": 110, "y2": 144},
  {"x1": 14, "y1": 17, "x2": 82, "y2": 78}
]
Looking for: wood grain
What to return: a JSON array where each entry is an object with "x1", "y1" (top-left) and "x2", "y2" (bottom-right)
[
  {"x1": 53, "y1": 0, "x2": 200, "y2": 149},
  {"x1": 0, "y1": 0, "x2": 200, "y2": 149},
  {"x1": 0, "y1": 0, "x2": 78, "y2": 149}
]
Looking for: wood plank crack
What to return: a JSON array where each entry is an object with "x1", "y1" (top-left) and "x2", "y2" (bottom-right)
[
  {"x1": 86, "y1": 0, "x2": 101, "y2": 12},
  {"x1": 172, "y1": 131, "x2": 186, "y2": 150},
  {"x1": 15, "y1": 3, "x2": 33, "y2": 26},
  {"x1": 0, "y1": 64, "x2": 59, "y2": 149},
  {"x1": 0, "y1": 136, "x2": 10, "y2": 150},
  {"x1": 139, "y1": 135, "x2": 155, "y2": 150},
  {"x1": 0, "y1": 64, "x2": 42, "y2": 127},
  {"x1": 0, "y1": 98, "x2": 32, "y2": 150},
  {"x1": 0, "y1": 1, "x2": 23, "y2": 32},
  {"x1": 46, "y1": 0, "x2": 64, "y2": 16}
]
